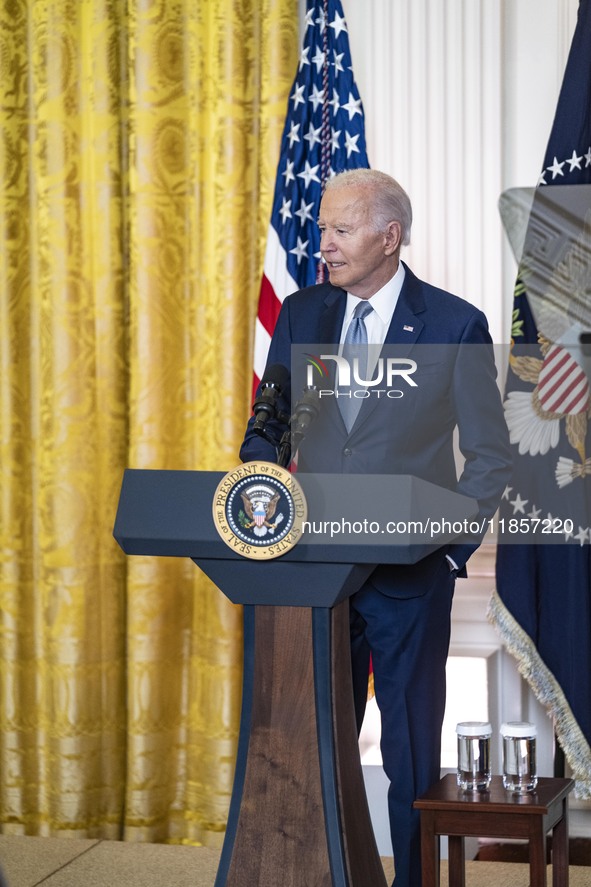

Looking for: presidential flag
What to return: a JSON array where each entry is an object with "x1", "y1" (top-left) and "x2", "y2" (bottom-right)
[
  {"x1": 490, "y1": 0, "x2": 591, "y2": 796},
  {"x1": 253, "y1": 0, "x2": 370, "y2": 390}
]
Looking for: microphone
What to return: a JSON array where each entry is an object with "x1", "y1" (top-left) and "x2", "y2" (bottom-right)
[
  {"x1": 252, "y1": 364, "x2": 291, "y2": 436},
  {"x1": 290, "y1": 386, "x2": 320, "y2": 439},
  {"x1": 277, "y1": 385, "x2": 321, "y2": 467}
]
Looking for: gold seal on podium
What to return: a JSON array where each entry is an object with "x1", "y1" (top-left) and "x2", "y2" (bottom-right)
[{"x1": 212, "y1": 461, "x2": 307, "y2": 560}]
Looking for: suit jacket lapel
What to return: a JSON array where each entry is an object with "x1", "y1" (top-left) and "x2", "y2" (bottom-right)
[
  {"x1": 310, "y1": 285, "x2": 348, "y2": 429},
  {"x1": 315, "y1": 284, "x2": 346, "y2": 392},
  {"x1": 318, "y1": 284, "x2": 347, "y2": 346},
  {"x1": 384, "y1": 262, "x2": 425, "y2": 351}
]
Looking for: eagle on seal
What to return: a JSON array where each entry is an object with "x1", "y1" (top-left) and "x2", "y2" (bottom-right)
[{"x1": 241, "y1": 490, "x2": 281, "y2": 533}]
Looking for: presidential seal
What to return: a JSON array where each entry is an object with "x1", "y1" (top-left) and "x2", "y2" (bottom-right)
[{"x1": 212, "y1": 461, "x2": 307, "y2": 560}]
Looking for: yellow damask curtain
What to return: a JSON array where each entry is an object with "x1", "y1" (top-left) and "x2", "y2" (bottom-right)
[{"x1": 0, "y1": 0, "x2": 297, "y2": 845}]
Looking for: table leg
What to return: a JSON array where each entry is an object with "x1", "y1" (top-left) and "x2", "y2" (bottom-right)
[
  {"x1": 529, "y1": 819, "x2": 548, "y2": 887},
  {"x1": 552, "y1": 800, "x2": 569, "y2": 887},
  {"x1": 447, "y1": 836, "x2": 465, "y2": 887},
  {"x1": 419, "y1": 813, "x2": 439, "y2": 887}
]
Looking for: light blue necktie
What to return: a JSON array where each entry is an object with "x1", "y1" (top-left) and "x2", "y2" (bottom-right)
[{"x1": 339, "y1": 300, "x2": 374, "y2": 432}]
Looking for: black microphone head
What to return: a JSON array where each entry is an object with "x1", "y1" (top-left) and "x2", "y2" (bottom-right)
[
  {"x1": 252, "y1": 364, "x2": 291, "y2": 435},
  {"x1": 260, "y1": 363, "x2": 290, "y2": 392},
  {"x1": 301, "y1": 385, "x2": 320, "y2": 405},
  {"x1": 290, "y1": 386, "x2": 320, "y2": 441}
]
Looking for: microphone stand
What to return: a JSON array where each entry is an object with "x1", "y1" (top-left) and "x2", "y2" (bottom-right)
[
  {"x1": 277, "y1": 430, "x2": 292, "y2": 468},
  {"x1": 277, "y1": 388, "x2": 320, "y2": 469}
]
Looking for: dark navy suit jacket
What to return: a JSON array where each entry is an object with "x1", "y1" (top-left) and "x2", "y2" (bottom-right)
[{"x1": 241, "y1": 262, "x2": 511, "y2": 597}]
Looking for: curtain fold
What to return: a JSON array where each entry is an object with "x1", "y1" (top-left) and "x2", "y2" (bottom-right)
[{"x1": 0, "y1": 0, "x2": 297, "y2": 846}]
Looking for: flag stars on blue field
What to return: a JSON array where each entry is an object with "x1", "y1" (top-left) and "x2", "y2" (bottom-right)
[
  {"x1": 282, "y1": 160, "x2": 295, "y2": 185},
  {"x1": 501, "y1": 488, "x2": 590, "y2": 543},
  {"x1": 304, "y1": 122, "x2": 322, "y2": 147},
  {"x1": 299, "y1": 46, "x2": 310, "y2": 70},
  {"x1": 309, "y1": 85, "x2": 324, "y2": 111},
  {"x1": 279, "y1": 198, "x2": 292, "y2": 224},
  {"x1": 329, "y1": 88, "x2": 341, "y2": 114},
  {"x1": 291, "y1": 84, "x2": 305, "y2": 109},
  {"x1": 498, "y1": 488, "x2": 590, "y2": 542},
  {"x1": 328, "y1": 10, "x2": 348, "y2": 37},
  {"x1": 268, "y1": 0, "x2": 369, "y2": 288},
  {"x1": 547, "y1": 156, "x2": 565, "y2": 179},
  {"x1": 295, "y1": 198, "x2": 315, "y2": 226},
  {"x1": 297, "y1": 161, "x2": 321, "y2": 188},
  {"x1": 510, "y1": 492, "x2": 528, "y2": 514},
  {"x1": 333, "y1": 50, "x2": 345, "y2": 74},
  {"x1": 304, "y1": 6, "x2": 348, "y2": 40},
  {"x1": 289, "y1": 236, "x2": 310, "y2": 264},
  {"x1": 342, "y1": 92, "x2": 363, "y2": 119},
  {"x1": 304, "y1": 7, "x2": 322, "y2": 29},
  {"x1": 567, "y1": 149, "x2": 583, "y2": 170},
  {"x1": 345, "y1": 131, "x2": 361, "y2": 158},
  {"x1": 538, "y1": 145, "x2": 591, "y2": 183},
  {"x1": 312, "y1": 47, "x2": 325, "y2": 72}
]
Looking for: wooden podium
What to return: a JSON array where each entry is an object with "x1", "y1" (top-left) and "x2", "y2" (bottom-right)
[{"x1": 114, "y1": 469, "x2": 475, "y2": 887}]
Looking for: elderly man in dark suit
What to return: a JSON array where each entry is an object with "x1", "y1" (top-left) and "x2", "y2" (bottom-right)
[{"x1": 241, "y1": 169, "x2": 511, "y2": 887}]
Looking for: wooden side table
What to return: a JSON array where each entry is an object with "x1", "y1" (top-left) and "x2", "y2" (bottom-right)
[{"x1": 413, "y1": 774, "x2": 575, "y2": 887}]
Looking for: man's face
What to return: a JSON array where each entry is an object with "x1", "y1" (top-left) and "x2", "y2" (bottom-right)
[{"x1": 318, "y1": 185, "x2": 399, "y2": 299}]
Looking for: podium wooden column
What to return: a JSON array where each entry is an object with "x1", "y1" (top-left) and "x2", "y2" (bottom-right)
[
  {"x1": 213, "y1": 600, "x2": 382, "y2": 887},
  {"x1": 114, "y1": 469, "x2": 476, "y2": 887}
]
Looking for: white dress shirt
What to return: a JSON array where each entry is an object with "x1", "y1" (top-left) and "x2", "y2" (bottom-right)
[{"x1": 339, "y1": 262, "x2": 406, "y2": 346}]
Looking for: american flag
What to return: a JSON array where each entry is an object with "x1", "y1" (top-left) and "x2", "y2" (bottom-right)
[{"x1": 253, "y1": 0, "x2": 370, "y2": 391}]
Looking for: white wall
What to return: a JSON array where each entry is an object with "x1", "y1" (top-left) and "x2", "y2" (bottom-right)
[{"x1": 306, "y1": 0, "x2": 580, "y2": 341}]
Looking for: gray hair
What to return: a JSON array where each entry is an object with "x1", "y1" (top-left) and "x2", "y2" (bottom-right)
[{"x1": 324, "y1": 168, "x2": 412, "y2": 246}]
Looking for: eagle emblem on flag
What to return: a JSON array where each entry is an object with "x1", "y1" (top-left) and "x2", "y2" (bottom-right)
[{"x1": 504, "y1": 203, "x2": 591, "y2": 488}]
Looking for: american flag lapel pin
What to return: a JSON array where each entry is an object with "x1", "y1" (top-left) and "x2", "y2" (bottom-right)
[{"x1": 403, "y1": 324, "x2": 414, "y2": 332}]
